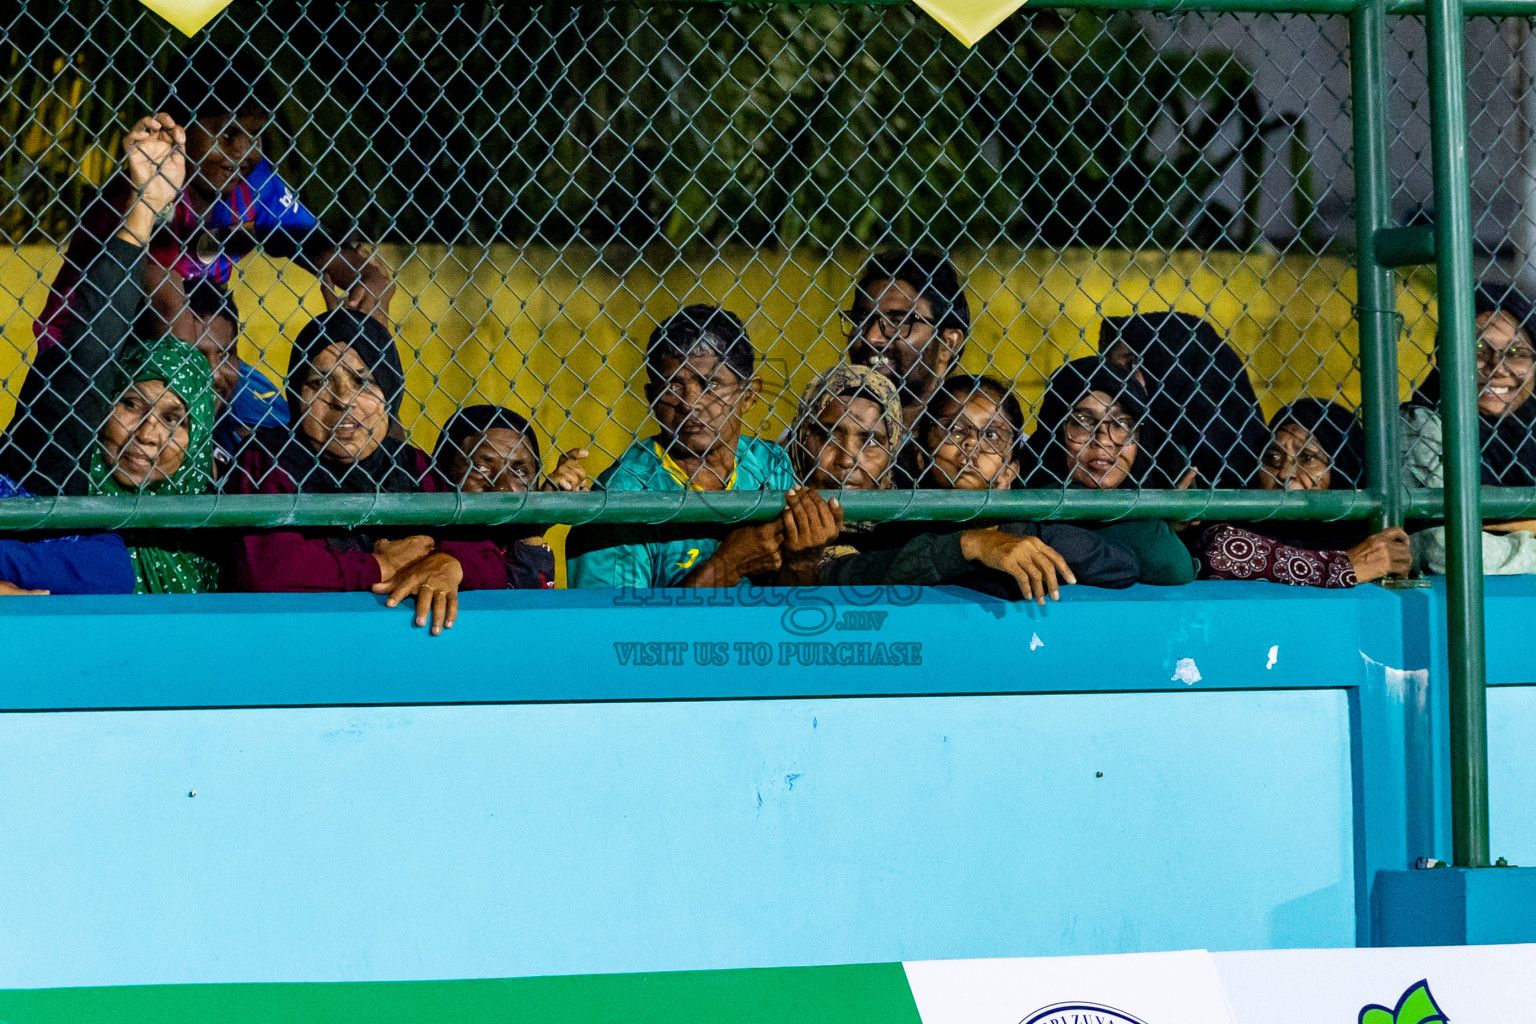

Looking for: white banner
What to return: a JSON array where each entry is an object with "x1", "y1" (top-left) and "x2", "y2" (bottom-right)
[
  {"x1": 903, "y1": 944, "x2": 1536, "y2": 1023},
  {"x1": 1214, "y1": 944, "x2": 1536, "y2": 1024}
]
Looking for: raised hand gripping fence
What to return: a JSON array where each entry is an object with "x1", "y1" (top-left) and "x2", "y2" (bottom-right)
[{"x1": 0, "y1": 0, "x2": 1524, "y2": 864}]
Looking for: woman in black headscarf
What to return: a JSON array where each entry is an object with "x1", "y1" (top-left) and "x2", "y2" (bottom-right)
[
  {"x1": 1023, "y1": 357, "x2": 1195, "y2": 584},
  {"x1": 1192, "y1": 399, "x2": 1410, "y2": 587},
  {"x1": 1403, "y1": 281, "x2": 1536, "y2": 574},
  {"x1": 432, "y1": 402, "x2": 592, "y2": 590},
  {"x1": 1098, "y1": 311, "x2": 1270, "y2": 487},
  {"x1": 231, "y1": 309, "x2": 516, "y2": 630}
]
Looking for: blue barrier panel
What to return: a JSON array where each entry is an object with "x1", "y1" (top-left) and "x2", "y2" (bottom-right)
[
  {"x1": 0, "y1": 584, "x2": 1406, "y2": 708},
  {"x1": 0, "y1": 581, "x2": 1464, "y2": 986},
  {"x1": 0, "y1": 693, "x2": 1353, "y2": 987},
  {"x1": 1489, "y1": 686, "x2": 1536, "y2": 865}
]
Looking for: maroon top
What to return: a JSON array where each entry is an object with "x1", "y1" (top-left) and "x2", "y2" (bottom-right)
[
  {"x1": 1196, "y1": 524, "x2": 1359, "y2": 589},
  {"x1": 231, "y1": 444, "x2": 510, "y2": 593}
]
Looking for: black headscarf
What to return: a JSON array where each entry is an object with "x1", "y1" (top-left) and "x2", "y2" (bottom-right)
[
  {"x1": 435, "y1": 404, "x2": 540, "y2": 475},
  {"x1": 259, "y1": 308, "x2": 419, "y2": 494},
  {"x1": 1098, "y1": 312, "x2": 1269, "y2": 487},
  {"x1": 1268, "y1": 398, "x2": 1364, "y2": 489},
  {"x1": 1410, "y1": 282, "x2": 1536, "y2": 487},
  {"x1": 1250, "y1": 399, "x2": 1369, "y2": 551},
  {"x1": 1024, "y1": 356, "x2": 1176, "y2": 488}
]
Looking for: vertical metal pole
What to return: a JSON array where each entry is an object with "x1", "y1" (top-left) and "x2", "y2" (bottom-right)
[
  {"x1": 1352, "y1": 0, "x2": 1405, "y2": 531},
  {"x1": 1517, "y1": 20, "x2": 1536, "y2": 294},
  {"x1": 1425, "y1": 0, "x2": 1491, "y2": 868}
]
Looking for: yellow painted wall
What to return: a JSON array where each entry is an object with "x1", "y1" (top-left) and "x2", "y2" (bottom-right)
[
  {"x1": 0, "y1": 244, "x2": 1442, "y2": 449},
  {"x1": 0, "y1": 243, "x2": 1441, "y2": 582}
]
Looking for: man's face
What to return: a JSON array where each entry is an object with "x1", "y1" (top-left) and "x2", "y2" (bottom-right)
[
  {"x1": 845, "y1": 278, "x2": 961, "y2": 408},
  {"x1": 646, "y1": 348, "x2": 755, "y2": 459},
  {"x1": 185, "y1": 112, "x2": 265, "y2": 202},
  {"x1": 190, "y1": 312, "x2": 241, "y2": 403}
]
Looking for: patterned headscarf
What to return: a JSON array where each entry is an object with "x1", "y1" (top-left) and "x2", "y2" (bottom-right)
[
  {"x1": 791, "y1": 364, "x2": 905, "y2": 488},
  {"x1": 89, "y1": 337, "x2": 219, "y2": 593}
]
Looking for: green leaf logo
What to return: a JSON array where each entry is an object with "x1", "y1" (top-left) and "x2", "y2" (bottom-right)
[{"x1": 1358, "y1": 980, "x2": 1448, "y2": 1024}]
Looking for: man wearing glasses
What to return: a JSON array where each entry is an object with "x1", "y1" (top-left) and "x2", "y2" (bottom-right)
[{"x1": 840, "y1": 252, "x2": 971, "y2": 483}]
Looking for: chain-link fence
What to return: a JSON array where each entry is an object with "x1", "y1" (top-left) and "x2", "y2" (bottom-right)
[{"x1": 0, "y1": 2, "x2": 1526, "y2": 545}]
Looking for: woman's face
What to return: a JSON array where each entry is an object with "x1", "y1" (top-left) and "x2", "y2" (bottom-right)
[
  {"x1": 1063, "y1": 390, "x2": 1139, "y2": 490},
  {"x1": 1475, "y1": 311, "x2": 1536, "y2": 418},
  {"x1": 647, "y1": 349, "x2": 755, "y2": 459},
  {"x1": 100, "y1": 379, "x2": 191, "y2": 488},
  {"x1": 1259, "y1": 423, "x2": 1333, "y2": 491},
  {"x1": 451, "y1": 427, "x2": 540, "y2": 493},
  {"x1": 799, "y1": 396, "x2": 892, "y2": 490},
  {"x1": 297, "y1": 344, "x2": 390, "y2": 463},
  {"x1": 922, "y1": 393, "x2": 1019, "y2": 490},
  {"x1": 1258, "y1": 422, "x2": 1332, "y2": 491}
]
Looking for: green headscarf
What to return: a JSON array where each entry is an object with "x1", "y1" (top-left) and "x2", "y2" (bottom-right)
[{"x1": 88, "y1": 337, "x2": 220, "y2": 594}]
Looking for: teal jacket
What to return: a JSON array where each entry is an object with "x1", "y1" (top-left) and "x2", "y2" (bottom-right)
[{"x1": 567, "y1": 436, "x2": 796, "y2": 589}]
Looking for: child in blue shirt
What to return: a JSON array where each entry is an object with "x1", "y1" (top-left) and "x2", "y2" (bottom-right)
[{"x1": 33, "y1": 58, "x2": 393, "y2": 357}]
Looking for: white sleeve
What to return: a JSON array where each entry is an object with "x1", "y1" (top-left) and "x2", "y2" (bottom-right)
[
  {"x1": 1412, "y1": 527, "x2": 1536, "y2": 575},
  {"x1": 1400, "y1": 407, "x2": 1445, "y2": 488}
]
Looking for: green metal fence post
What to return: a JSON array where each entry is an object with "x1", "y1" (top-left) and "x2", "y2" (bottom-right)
[
  {"x1": 1425, "y1": 0, "x2": 1492, "y2": 867},
  {"x1": 1351, "y1": 0, "x2": 1406, "y2": 531}
]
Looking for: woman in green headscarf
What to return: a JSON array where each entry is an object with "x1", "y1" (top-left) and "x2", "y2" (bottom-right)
[{"x1": 88, "y1": 335, "x2": 220, "y2": 593}]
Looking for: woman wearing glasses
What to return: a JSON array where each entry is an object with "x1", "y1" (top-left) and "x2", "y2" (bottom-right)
[
  {"x1": 1023, "y1": 358, "x2": 1197, "y2": 585},
  {"x1": 1402, "y1": 282, "x2": 1536, "y2": 574}
]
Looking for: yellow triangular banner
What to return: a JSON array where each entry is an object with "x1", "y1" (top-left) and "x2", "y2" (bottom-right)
[
  {"x1": 136, "y1": 0, "x2": 233, "y2": 37},
  {"x1": 913, "y1": 0, "x2": 1026, "y2": 47}
]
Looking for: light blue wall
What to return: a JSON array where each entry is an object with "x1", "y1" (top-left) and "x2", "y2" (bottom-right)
[
  {"x1": 0, "y1": 692, "x2": 1353, "y2": 989},
  {"x1": 1489, "y1": 686, "x2": 1536, "y2": 867},
  {"x1": 0, "y1": 577, "x2": 1496, "y2": 986}
]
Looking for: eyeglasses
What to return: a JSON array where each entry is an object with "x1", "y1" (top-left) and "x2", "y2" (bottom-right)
[
  {"x1": 1064, "y1": 412, "x2": 1137, "y2": 444},
  {"x1": 1477, "y1": 340, "x2": 1536, "y2": 370},
  {"x1": 840, "y1": 307, "x2": 939, "y2": 341},
  {"x1": 939, "y1": 421, "x2": 1014, "y2": 455}
]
